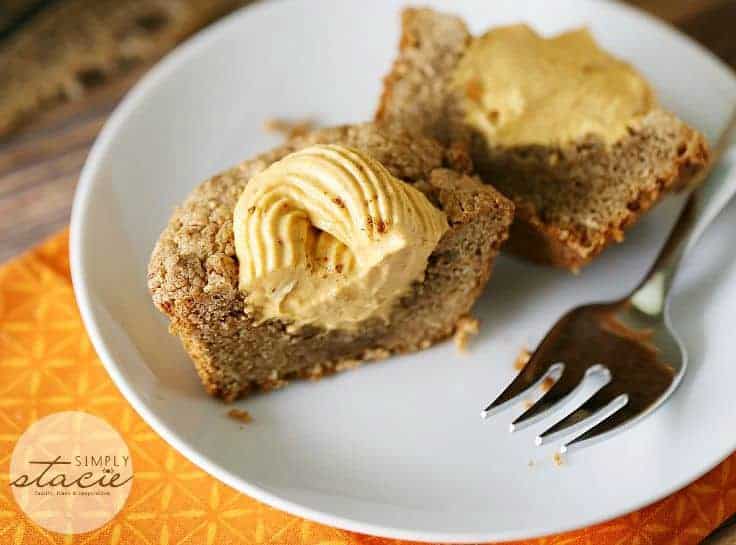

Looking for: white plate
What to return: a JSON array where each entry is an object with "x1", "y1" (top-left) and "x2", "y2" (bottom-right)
[{"x1": 70, "y1": 0, "x2": 736, "y2": 541}]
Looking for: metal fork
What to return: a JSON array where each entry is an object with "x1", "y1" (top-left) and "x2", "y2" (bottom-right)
[{"x1": 482, "y1": 111, "x2": 736, "y2": 453}]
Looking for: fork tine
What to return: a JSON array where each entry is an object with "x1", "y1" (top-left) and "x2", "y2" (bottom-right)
[
  {"x1": 536, "y1": 385, "x2": 629, "y2": 445},
  {"x1": 510, "y1": 363, "x2": 609, "y2": 431},
  {"x1": 481, "y1": 360, "x2": 564, "y2": 418},
  {"x1": 561, "y1": 358, "x2": 679, "y2": 451},
  {"x1": 561, "y1": 398, "x2": 640, "y2": 452}
]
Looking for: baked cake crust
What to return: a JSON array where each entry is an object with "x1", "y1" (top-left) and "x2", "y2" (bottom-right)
[
  {"x1": 376, "y1": 8, "x2": 710, "y2": 271},
  {"x1": 148, "y1": 123, "x2": 514, "y2": 400}
]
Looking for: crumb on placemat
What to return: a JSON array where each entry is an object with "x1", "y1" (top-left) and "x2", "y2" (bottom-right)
[
  {"x1": 454, "y1": 315, "x2": 480, "y2": 352},
  {"x1": 263, "y1": 117, "x2": 316, "y2": 139},
  {"x1": 514, "y1": 347, "x2": 531, "y2": 370},
  {"x1": 227, "y1": 409, "x2": 253, "y2": 425}
]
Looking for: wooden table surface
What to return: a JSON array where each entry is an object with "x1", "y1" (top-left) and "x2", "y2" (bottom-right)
[{"x1": 1, "y1": 1, "x2": 735, "y2": 543}]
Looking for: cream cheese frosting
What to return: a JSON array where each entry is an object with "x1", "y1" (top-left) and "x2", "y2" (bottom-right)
[
  {"x1": 233, "y1": 144, "x2": 448, "y2": 330},
  {"x1": 451, "y1": 25, "x2": 655, "y2": 147}
]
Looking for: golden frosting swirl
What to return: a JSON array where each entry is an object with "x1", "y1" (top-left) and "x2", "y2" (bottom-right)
[
  {"x1": 452, "y1": 25, "x2": 655, "y2": 147},
  {"x1": 233, "y1": 144, "x2": 448, "y2": 330}
]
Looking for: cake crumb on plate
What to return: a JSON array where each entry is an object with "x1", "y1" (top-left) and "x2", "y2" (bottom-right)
[
  {"x1": 263, "y1": 117, "x2": 316, "y2": 139},
  {"x1": 227, "y1": 409, "x2": 253, "y2": 424},
  {"x1": 454, "y1": 315, "x2": 480, "y2": 352}
]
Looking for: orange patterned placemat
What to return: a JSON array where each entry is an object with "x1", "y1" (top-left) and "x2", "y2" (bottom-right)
[{"x1": 1, "y1": 230, "x2": 735, "y2": 545}]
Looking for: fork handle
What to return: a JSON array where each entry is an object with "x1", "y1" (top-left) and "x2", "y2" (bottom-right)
[{"x1": 630, "y1": 111, "x2": 736, "y2": 315}]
